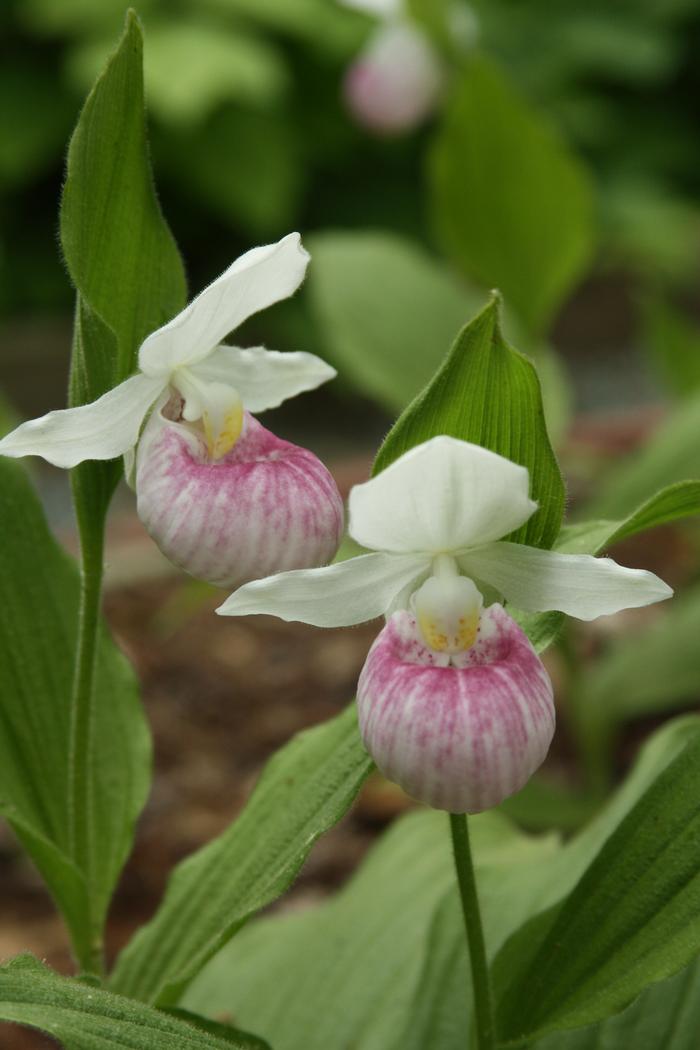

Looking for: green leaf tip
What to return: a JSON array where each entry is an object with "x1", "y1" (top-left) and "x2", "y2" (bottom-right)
[{"x1": 372, "y1": 293, "x2": 564, "y2": 549}]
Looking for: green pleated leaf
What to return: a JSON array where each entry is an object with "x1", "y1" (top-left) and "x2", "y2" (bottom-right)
[
  {"x1": 0, "y1": 957, "x2": 268, "y2": 1050},
  {"x1": 184, "y1": 810, "x2": 557, "y2": 1050},
  {"x1": 430, "y1": 57, "x2": 595, "y2": 334},
  {"x1": 0, "y1": 459, "x2": 150, "y2": 965},
  {"x1": 184, "y1": 718, "x2": 699, "y2": 1050},
  {"x1": 373, "y1": 295, "x2": 565, "y2": 551},
  {"x1": 61, "y1": 10, "x2": 185, "y2": 387},
  {"x1": 517, "y1": 478, "x2": 700, "y2": 652},
  {"x1": 494, "y1": 725, "x2": 700, "y2": 1045},
  {"x1": 62, "y1": 11, "x2": 186, "y2": 525},
  {"x1": 110, "y1": 703, "x2": 372, "y2": 1006},
  {"x1": 533, "y1": 957, "x2": 700, "y2": 1050}
]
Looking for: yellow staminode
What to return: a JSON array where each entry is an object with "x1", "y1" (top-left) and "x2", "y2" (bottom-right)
[
  {"x1": 417, "y1": 608, "x2": 480, "y2": 653},
  {"x1": 413, "y1": 569, "x2": 483, "y2": 655},
  {"x1": 203, "y1": 396, "x2": 244, "y2": 460}
]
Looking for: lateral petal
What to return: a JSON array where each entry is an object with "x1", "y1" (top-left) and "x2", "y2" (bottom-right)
[
  {"x1": 216, "y1": 551, "x2": 430, "y2": 626},
  {"x1": 0, "y1": 373, "x2": 163, "y2": 468},
  {"x1": 349, "y1": 436, "x2": 537, "y2": 554},
  {"x1": 138, "y1": 233, "x2": 310, "y2": 376},
  {"x1": 461, "y1": 541, "x2": 674, "y2": 620},
  {"x1": 190, "y1": 345, "x2": 336, "y2": 413}
]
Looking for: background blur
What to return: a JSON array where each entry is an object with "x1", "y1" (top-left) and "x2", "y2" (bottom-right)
[{"x1": 2, "y1": 1, "x2": 700, "y2": 1040}]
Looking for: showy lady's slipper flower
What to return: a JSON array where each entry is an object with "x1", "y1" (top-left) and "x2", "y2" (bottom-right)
[
  {"x1": 0, "y1": 233, "x2": 345, "y2": 586},
  {"x1": 340, "y1": 0, "x2": 476, "y2": 134},
  {"x1": 218, "y1": 437, "x2": 672, "y2": 812}
]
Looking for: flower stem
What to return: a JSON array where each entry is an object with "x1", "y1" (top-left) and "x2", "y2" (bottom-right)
[
  {"x1": 449, "y1": 813, "x2": 496, "y2": 1050},
  {"x1": 68, "y1": 519, "x2": 105, "y2": 976}
]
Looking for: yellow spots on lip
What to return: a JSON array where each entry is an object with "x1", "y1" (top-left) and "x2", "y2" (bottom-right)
[
  {"x1": 417, "y1": 610, "x2": 480, "y2": 653},
  {"x1": 413, "y1": 573, "x2": 483, "y2": 655},
  {"x1": 203, "y1": 396, "x2": 244, "y2": 460}
]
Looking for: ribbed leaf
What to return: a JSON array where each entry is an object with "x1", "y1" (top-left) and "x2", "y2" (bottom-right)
[
  {"x1": 533, "y1": 957, "x2": 700, "y2": 1050},
  {"x1": 373, "y1": 295, "x2": 565, "y2": 551},
  {"x1": 110, "y1": 704, "x2": 372, "y2": 1005},
  {"x1": 62, "y1": 10, "x2": 185, "y2": 388},
  {"x1": 184, "y1": 718, "x2": 699, "y2": 1050},
  {"x1": 0, "y1": 957, "x2": 267, "y2": 1050},
  {"x1": 494, "y1": 726, "x2": 700, "y2": 1045},
  {"x1": 62, "y1": 11, "x2": 186, "y2": 525},
  {"x1": 0, "y1": 459, "x2": 150, "y2": 964}
]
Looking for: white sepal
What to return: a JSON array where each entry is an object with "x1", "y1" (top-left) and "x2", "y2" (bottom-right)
[
  {"x1": 138, "y1": 233, "x2": 309, "y2": 376},
  {"x1": 349, "y1": 436, "x2": 537, "y2": 554},
  {"x1": 0, "y1": 372, "x2": 163, "y2": 468},
  {"x1": 217, "y1": 551, "x2": 431, "y2": 626},
  {"x1": 191, "y1": 345, "x2": 336, "y2": 413},
  {"x1": 461, "y1": 541, "x2": 674, "y2": 620}
]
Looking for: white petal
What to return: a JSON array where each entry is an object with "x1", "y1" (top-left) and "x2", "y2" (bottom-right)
[
  {"x1": 461, "y1": 542, "x2": 674, "y2": 620},
  {"x1": 349, "y1": 436, "x2": 537, "y2": 554},
  {"x1": 216, "y1": 551, "x2": 430, "y2": 626},
  {"x1": 138, "y1": 233, "x2": 310, "y2": 376},
  {"x1": 190, "y1": 345, "x2": 336, "y2": 413},
  {"x1": 0, "y1": 373, "x2": 163, "y2": 468}
]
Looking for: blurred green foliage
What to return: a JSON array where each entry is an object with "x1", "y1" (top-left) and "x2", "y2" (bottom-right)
[{"x1": 4, "y1": 0, "x2": 700, "y2": 321}]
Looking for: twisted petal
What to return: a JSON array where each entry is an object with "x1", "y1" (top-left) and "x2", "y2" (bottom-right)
[
  {"x1": 357, "y1": 606, "x2": 555, "y2": 813},
  {"x1": 136, "y1": 411, "x2": 344, "y2": 588},
  {"x1": 0, "y1": 373, "x2": 163, "y2": 468},
  {"x1": 191, "y1": 345, "x2": 336, "y2": 413},
  {"x1": 138, "y1": 233, "x2": 310, "y2": 376},
  {"x1": 349, "y1": 436, "x2": 537, "y2": 554},
  {"x1": 217, "y1": 550, "x2": 430, "y2": 626},
  {"x1": 461, "y1": 541, "x2": 673, "y2": 620}
]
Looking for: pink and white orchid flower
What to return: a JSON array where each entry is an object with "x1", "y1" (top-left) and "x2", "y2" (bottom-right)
[
  {"x1": 341, "y1": 0, "x2": 444, "y2": 134},
  {"x1": 218, "y1": 436, "x2": 672, "y2": 812},
  {"x1": 0, "y1": 233, "x2": 345, "y2": 587}
]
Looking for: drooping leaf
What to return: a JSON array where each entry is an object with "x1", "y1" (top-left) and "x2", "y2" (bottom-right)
[
  {"x1": 373, "y1": 295, "x2": 565, "y2": 550},
  {"x1": 0, "y1": 459, "x2": 150, "y2": 964},
  {"x1": 0, "y1": 956, "x2": 267, "y2": 1050},
  {"x1": 494, "y1": 725, "x2": 700, "y2": 1045},
  {"x1": 110, "y1": 703, "x2": 372, "y2": 1005},
  {"x1": 430, "y1": 57, "x2": 595, "y2": 333}
]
